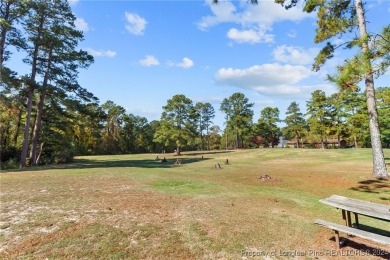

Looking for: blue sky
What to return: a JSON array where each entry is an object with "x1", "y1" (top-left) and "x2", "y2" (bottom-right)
[{"x1": 32, "y1": 1, "x2": 390, "y2": 127}]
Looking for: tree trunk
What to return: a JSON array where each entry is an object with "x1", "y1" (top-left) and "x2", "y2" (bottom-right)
[
  {"x1": 355, "y1": 0, "x2": 388, "y2": 178},
  {"x1": 30, "y1": 48, "x2": 52, "y2": 166},
  {"x1": 354, "y1": 136, "x2": 358, "y2": 148},
  {"x1": 0, "y1": 1, "x2": 11, "y2": 66},
  {"x1": 29, "y1": 89, "x2": 46, "y2": 166},
  {"x1": 235, "y1": 130, "x2": 238, "y2": 149},
  {"x1": 35, "y1": 142, "x2": 44, "y2": 165},
  {"x1": 1, "y1": 110, "x2": 12, "y2": 148},
  {"x1": 200, "y1": 131, "x2": 203, "y2": 151},
  {"x1": 206, "y1": 126, "x2": 210, "y2": 150},
  {"x1": 13, "y1": 106, "x2": 23, "y2": 146},
  {"x1": 19, "y1": 13, "x2": 45, "y2": 167},
  {"x1": 199, "y1": 118, "x2": 203, "y2": 151},
  {"x1": 20, "y1": 87, "x2": 34, "y2": 167},
  {"x1": 225, "y1": 126, "x2": 228, "y2": 150},
  {"x1": 176, "y1": 146, "x2": 181, "y2": 156}
]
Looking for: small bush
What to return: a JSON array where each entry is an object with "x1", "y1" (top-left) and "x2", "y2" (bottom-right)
[
  {"x1": 1, "y1": 147, "x2": 20, "y2": 169},
  {"x1": 54, "y1": 148, "x2": 74, "y2": 164},
  {"x1": 1, "y1": 147, "x2": 20, "y2": 163},
  {"x1": 38, "y1": 147, "x2": 74, "y2": 165},
  {"x1": 1, "y1": 159, "x2": 19, "y2": 170}
]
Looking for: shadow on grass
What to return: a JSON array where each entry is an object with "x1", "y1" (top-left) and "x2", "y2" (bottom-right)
[
  {"x1": 3, "y1": 157, "x2": 212, "y2": 172},
  {"x1": 350, "y1": 180, "x2": 390, "y2": 200},
  {"x1": 328, "y1": 236, "x2": 390, "y2": 259},
  {"x1": 355, "y1": 224, "x2": 390, "y2": 237}
]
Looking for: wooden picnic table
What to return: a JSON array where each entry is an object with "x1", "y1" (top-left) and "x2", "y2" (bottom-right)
[
  {"x1": 316, "y1": 195, "x2": 390, "y2": 249},
  {"x1": 319, "y1": 195, "x2": 390, "y2": 228}
]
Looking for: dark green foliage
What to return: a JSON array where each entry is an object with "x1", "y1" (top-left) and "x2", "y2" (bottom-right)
[
  {"x1": 377, "y1": 87, "x2": 390, "y2": 148},
  {"x1": 283, "y1": 102, "x2": 307, "y2": 147},
  {"x1": 0, "y1": 146, "x2": 20, "y2": 169},
  {"x1": 254, "y1": 107, "x2": 281, "y2": 148},
  {"x1": 0, "y1": 146, "x2": 19, "y2": 163},
  {"x1": 220, "y1": 93, "x2": 254, "y2": 149},
  {"x1": 314, "y1": 0, "x2": 356, "y2": 43},
  {"x1": 193, "y1": 102, "x2": 215, "y2": 150},
  {"x1": 306, "y1": 90, "x2": 334, "y2": 148},
  {"x1": 154, "y1": 94, "x2": 195, "y2": 155},
  {"x1": 313, "y1": 42, "x2": 334, "y2": 71},
  {"x1": 121, "y1": 114, "x2": 155, "y2": 153},
  {"x1": 38, "y1": 147, "x2": 74, "y2": 165}
]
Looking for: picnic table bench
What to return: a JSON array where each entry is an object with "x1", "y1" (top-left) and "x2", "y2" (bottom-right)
[{"x1": 315, "y1": 195, "x2": 390, "y2": 249}]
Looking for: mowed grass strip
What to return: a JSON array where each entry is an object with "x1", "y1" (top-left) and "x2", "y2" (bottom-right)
[{"x1": 0, "y1": 149, "x2": 389, "y2": 259}]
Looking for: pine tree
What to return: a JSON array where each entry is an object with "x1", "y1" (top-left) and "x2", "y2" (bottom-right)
[
  {"x1": 220, "y1": 93, "x2": 254, "y2": 149},
  {"x1": 283, "y1": 102, "x2": 306, "y2": 148},
  {"x1": 214, "y1": 0, "x2": 389, "y2": 176},
  {"x1": 154, "y1": 94, "x2": 194, "y2": 155}
]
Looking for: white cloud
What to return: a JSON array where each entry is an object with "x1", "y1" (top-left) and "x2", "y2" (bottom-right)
[
  {"x1": 227, "y1": 26, "x2": 274, "y2": 44},
  {"x1": 178, "y1": 57, "x2": 194, "y2": 68},
  {"x1": 214, "y1": 63, "x2": 332, "y2": 98},
  {"x1": 139, "y1": 55, "x2": 160, "y2": 67},
  {"x1": 125, "y1": 12, "x2": 147, "y2": 35},
  {"x1": 75, "y1": 18, "x2": 89, "y2": 32},
  {"x1": 216, "y1": 64, "x2": 312, "y2": 87},
  {"x1": 198, "y1": 1, "x2": 313, "y2": 30},
  {"x1": 198, "y1": 1, "x2": 239, "y2": 30},
  {"x1": 168, "y1": 57, "x2": 194, "y2": 69},
  {"x1": 252, "y1": 84, "x2": 335, "y2": 98},
  {"x1": 273, "y1": 45, "x2": 319, "y2": 65},
  {"x1": 86, "y1": 48, "x2": 116, "y2": 58},
  {"x1": 69, "y1": 0, "x2": 79, "y2": 5}
]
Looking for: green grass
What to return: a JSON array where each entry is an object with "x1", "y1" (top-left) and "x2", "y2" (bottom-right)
[
  {"x1": 151, "y1": 180, "x2": 221, "y2": 195},
  {"x1": 0, "y1": 148, "x2": 389, "y2": 259}
]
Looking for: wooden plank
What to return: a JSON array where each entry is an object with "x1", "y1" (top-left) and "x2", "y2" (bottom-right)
[
  {"x1": 320, "y1": 195, "x2": 390, "y2": 221},
  {"x1": 334, "y1": 230, "x2": 340, "y2": 249},
  {"x1": 314, "y1": 219, "x2": 390, "y2": 245}
]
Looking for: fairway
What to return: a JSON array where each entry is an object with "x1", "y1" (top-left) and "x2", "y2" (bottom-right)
[{"x1": 1, "y1": 149, "x2": 389, "y2": 259}]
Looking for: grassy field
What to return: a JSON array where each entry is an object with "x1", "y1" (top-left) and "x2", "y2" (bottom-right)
[{"x1": 0, "y1": 149, "x2": 389, "y2": 259}]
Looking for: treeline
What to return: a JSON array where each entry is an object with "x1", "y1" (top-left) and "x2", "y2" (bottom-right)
[
  {"x1": 3, "y1": 83, "x2": 389, "y2": 169},
  {"x1": 219, "y1": 89, "x2": 390, "y2": 150},
  {"x1": 1, "y1": 1, "x2": 389, "y2": 170}
]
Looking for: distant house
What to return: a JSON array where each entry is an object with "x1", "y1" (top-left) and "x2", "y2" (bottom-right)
[
  {"x1": 286, "y1": 139, "x2": 347, "y2": 148},
  {"x1": 278, "y1": 137, "x2": 290, "y2": 148}
]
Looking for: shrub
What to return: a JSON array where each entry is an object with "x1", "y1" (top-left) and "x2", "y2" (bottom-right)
[
  {"x1": 54, "y1": 148, "x2": 74, "y2": 164},
  {"x1": 1, "y1": 147, "x2": 20, "y2": 163},
  {"x1": 38, "y1": 147, "x2": 74, "y2": 165},
  {"x1": 0, "y1": 147, "x2": 20, "y2": 169},
  {"x1": 1, "y1": 159, "x2": 19, "y2": 170}
]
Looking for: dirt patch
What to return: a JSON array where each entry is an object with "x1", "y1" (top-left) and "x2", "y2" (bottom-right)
[
  {"x1": 259, "y1": 174, "x2": 282, "y2": 182},
  {"x1": 1, "y1": 149, "x2": 389, "y2": 259}
]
